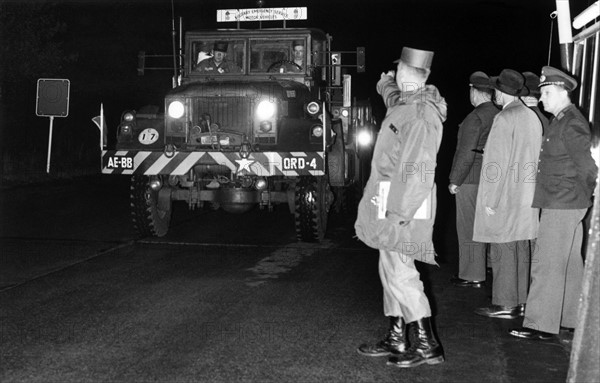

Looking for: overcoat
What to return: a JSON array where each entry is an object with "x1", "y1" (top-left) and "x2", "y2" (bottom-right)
[
  {"x1": 532, "y1": 104, "x2": 597, "y2": 209},
  {"x1": 473, "y1": 100, "x2": 542, "y2": 243},
  {"x1": 355, "y1": 77, "x2": 447, "y2": 264},
  {"x1": 449, "y1": 101, "x2": 499, "y2": 185}
]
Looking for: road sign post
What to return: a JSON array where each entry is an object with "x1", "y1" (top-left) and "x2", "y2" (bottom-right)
[{"x1": 36, "y1": 78, "x2": 70, "y2": 173}]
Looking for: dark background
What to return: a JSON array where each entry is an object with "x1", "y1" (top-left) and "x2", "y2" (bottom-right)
[{"x1": 0, "y1": 0, "x2": 593, "y2": 182}]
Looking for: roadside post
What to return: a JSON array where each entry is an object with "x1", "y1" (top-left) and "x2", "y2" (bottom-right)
[{"x1": 35, "y1": 78, "x2": 70, "y2": 173}]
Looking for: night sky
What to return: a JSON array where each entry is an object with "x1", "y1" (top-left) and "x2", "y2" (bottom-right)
[{"x1": 0, "y1": 0, "x2": 594, "y2": 177}]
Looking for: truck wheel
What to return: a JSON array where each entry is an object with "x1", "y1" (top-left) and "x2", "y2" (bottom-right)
[
  {"x1": 294, "y1": 176, "x2": 332, "y2": 242},
  {"x1": 130, "y1": 175, "x2": 171, "y2": 237}
]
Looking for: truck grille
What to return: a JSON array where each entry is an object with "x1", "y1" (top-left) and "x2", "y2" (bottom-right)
[{"x1": 192, "y1": 97, "x2": 254, "y2": 134}]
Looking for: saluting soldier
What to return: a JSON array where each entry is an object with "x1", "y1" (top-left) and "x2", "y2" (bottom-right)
[{"x1": 355, "y1": 47, "x2": 447, "y2": 368}]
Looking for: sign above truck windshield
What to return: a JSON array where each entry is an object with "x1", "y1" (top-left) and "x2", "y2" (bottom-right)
[{"x1": 217, "y1": 7, "x2": 307, "y2": 22}]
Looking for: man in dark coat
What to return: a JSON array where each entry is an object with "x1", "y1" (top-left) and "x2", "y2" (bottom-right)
[
  {"x1": 449, "y1": 71, "x2": 499, "y2": 288},
  {"x1": 510, "y1": 66, "x2": 598, "y2": 340}
]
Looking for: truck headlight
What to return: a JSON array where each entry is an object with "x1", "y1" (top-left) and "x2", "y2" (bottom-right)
[
  {"x1": 357, "y1": 130, "x2": 372, "y2": 146},
  {"x1": 256, "y1": 100, "x2": 276, "y2": 119},
  {"x1": 167, "y1": 101, "x2": 185, "y2": 119}
]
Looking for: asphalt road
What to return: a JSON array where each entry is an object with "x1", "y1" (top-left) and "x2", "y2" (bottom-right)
[{"x1": 0, "y1": 176, "x2": 571, "y2": 382}]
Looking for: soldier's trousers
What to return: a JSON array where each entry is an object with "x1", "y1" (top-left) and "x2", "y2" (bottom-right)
[
  {"x1": 456, "y1": 184, "x2": 488, "y2": 281},
  {"x1": 523, "y1": 209, "x2": 586, "y2": 334},
  {"x1": 378, "y1": 249, "x2": 432, "y2": 323},
  {"x1": 490, "y1": 240, "x2": 531, "y2": 307}
]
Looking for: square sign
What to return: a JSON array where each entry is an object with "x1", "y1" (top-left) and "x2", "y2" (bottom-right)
[{"x1": 36, "y1": 78, "x2": 70, "y2": 117}]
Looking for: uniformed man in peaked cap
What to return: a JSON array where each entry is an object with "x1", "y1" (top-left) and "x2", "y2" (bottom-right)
[
  {"x1": 355, "y1": 46, "x2": 447, "y2": 368},
  {"x1": 510, "y1": 66, "x2": 597, "y2": 341}
]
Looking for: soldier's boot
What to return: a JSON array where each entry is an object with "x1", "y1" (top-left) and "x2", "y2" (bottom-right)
[
  {"x1": 387, "y1": 317, "x2": 444, "y2": 368},
  {"x1": 357, "y1": 316, "x2": 407, "y2": 357}
]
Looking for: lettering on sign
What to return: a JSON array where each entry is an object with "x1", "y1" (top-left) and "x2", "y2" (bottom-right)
[
  {"x1": 107, "y1": 156, "x2": 134, "y2": 169},
  {"x1": 217, "y1": 7, "x2": 307, "y2": 22},
  {"x1": 282, "y1": 157, "x2": 317, "y2": 170}
]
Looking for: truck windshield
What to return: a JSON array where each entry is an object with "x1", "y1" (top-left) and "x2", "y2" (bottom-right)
[
  {"x1": 250, "y1": 38, "x2": 306, "y2": 74},
  {"x1": 191, "y1": 39, "x2": 245, "y2": 74}
]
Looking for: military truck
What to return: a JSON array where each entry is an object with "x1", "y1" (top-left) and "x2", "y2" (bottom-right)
[{"x1": 101, "y1": 23, "x2": 376, "y2": 242}]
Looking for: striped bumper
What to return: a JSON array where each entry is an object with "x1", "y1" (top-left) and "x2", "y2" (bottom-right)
[{"x1": 102, "y1": 150, "x2": 325, "y2": 176}]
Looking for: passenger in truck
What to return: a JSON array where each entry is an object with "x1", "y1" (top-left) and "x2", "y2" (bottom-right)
[{"x1": 196, "y1": 41, "x2": 242, "y2": 74}]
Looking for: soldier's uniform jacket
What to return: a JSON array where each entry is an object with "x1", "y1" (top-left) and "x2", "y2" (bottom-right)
[
  {"x1": 530, "y1": 105, "x2": 549, "y2": 134},
  {"x1": 355, "y1": 77, "x2": 447, "y2": 265},
  {"x1": 196, "y1": 58, "x2": 242, "y2": 74},
  {"x1": 473, "y1": 100, "x2": 543, "y2": 243},
  {"x1": 532, "y1": 104, "x2": 597, "y2": 209},
  {"x1": 449, "y1": 101, "x2": 499, "y2": 185}
]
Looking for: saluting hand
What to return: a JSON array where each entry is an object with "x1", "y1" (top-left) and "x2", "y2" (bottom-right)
[{"x1": 381, "y1": 70, "x2": 395, "y2": 79}]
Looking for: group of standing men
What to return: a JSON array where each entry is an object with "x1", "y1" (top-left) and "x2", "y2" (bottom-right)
[
  {"x1": 449, "y1": 66, "x2": 597, "y2": 340},
  {"x1": 354, "y1": 45, "x2": 597, "y2": 369}
]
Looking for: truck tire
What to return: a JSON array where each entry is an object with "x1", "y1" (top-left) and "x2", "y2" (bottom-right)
[
  {"x1": 294, "y1": 176, "x2": 332, "y2": 242},
  {"x1": 130, "y1": 175, "x2": 171, "y2": 237}
]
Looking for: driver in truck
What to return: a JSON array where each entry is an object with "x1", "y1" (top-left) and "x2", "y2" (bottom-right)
[{"x1": 292, "y1": 40, "x2": 305, "y2": 69}]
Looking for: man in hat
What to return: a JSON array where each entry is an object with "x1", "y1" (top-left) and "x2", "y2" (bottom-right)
[
  {"x1": 196, "y1": 41, "x2": 242, "y2": 74},
  {"x1": 448, "y1": 71, "x2": 499, "y2": 288},
  {"x1": 510, "y1": 66, "x2": 597, "y2": 340},
  {"x1": 355, "y1": 47, "x2": 447, "y2": 368},
  {"x1": 521, "y1": 71, "x2": 549, "y2": 132},
  {"x1": 472, "y1": 68, "x2": 542, "y2": 320}
]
